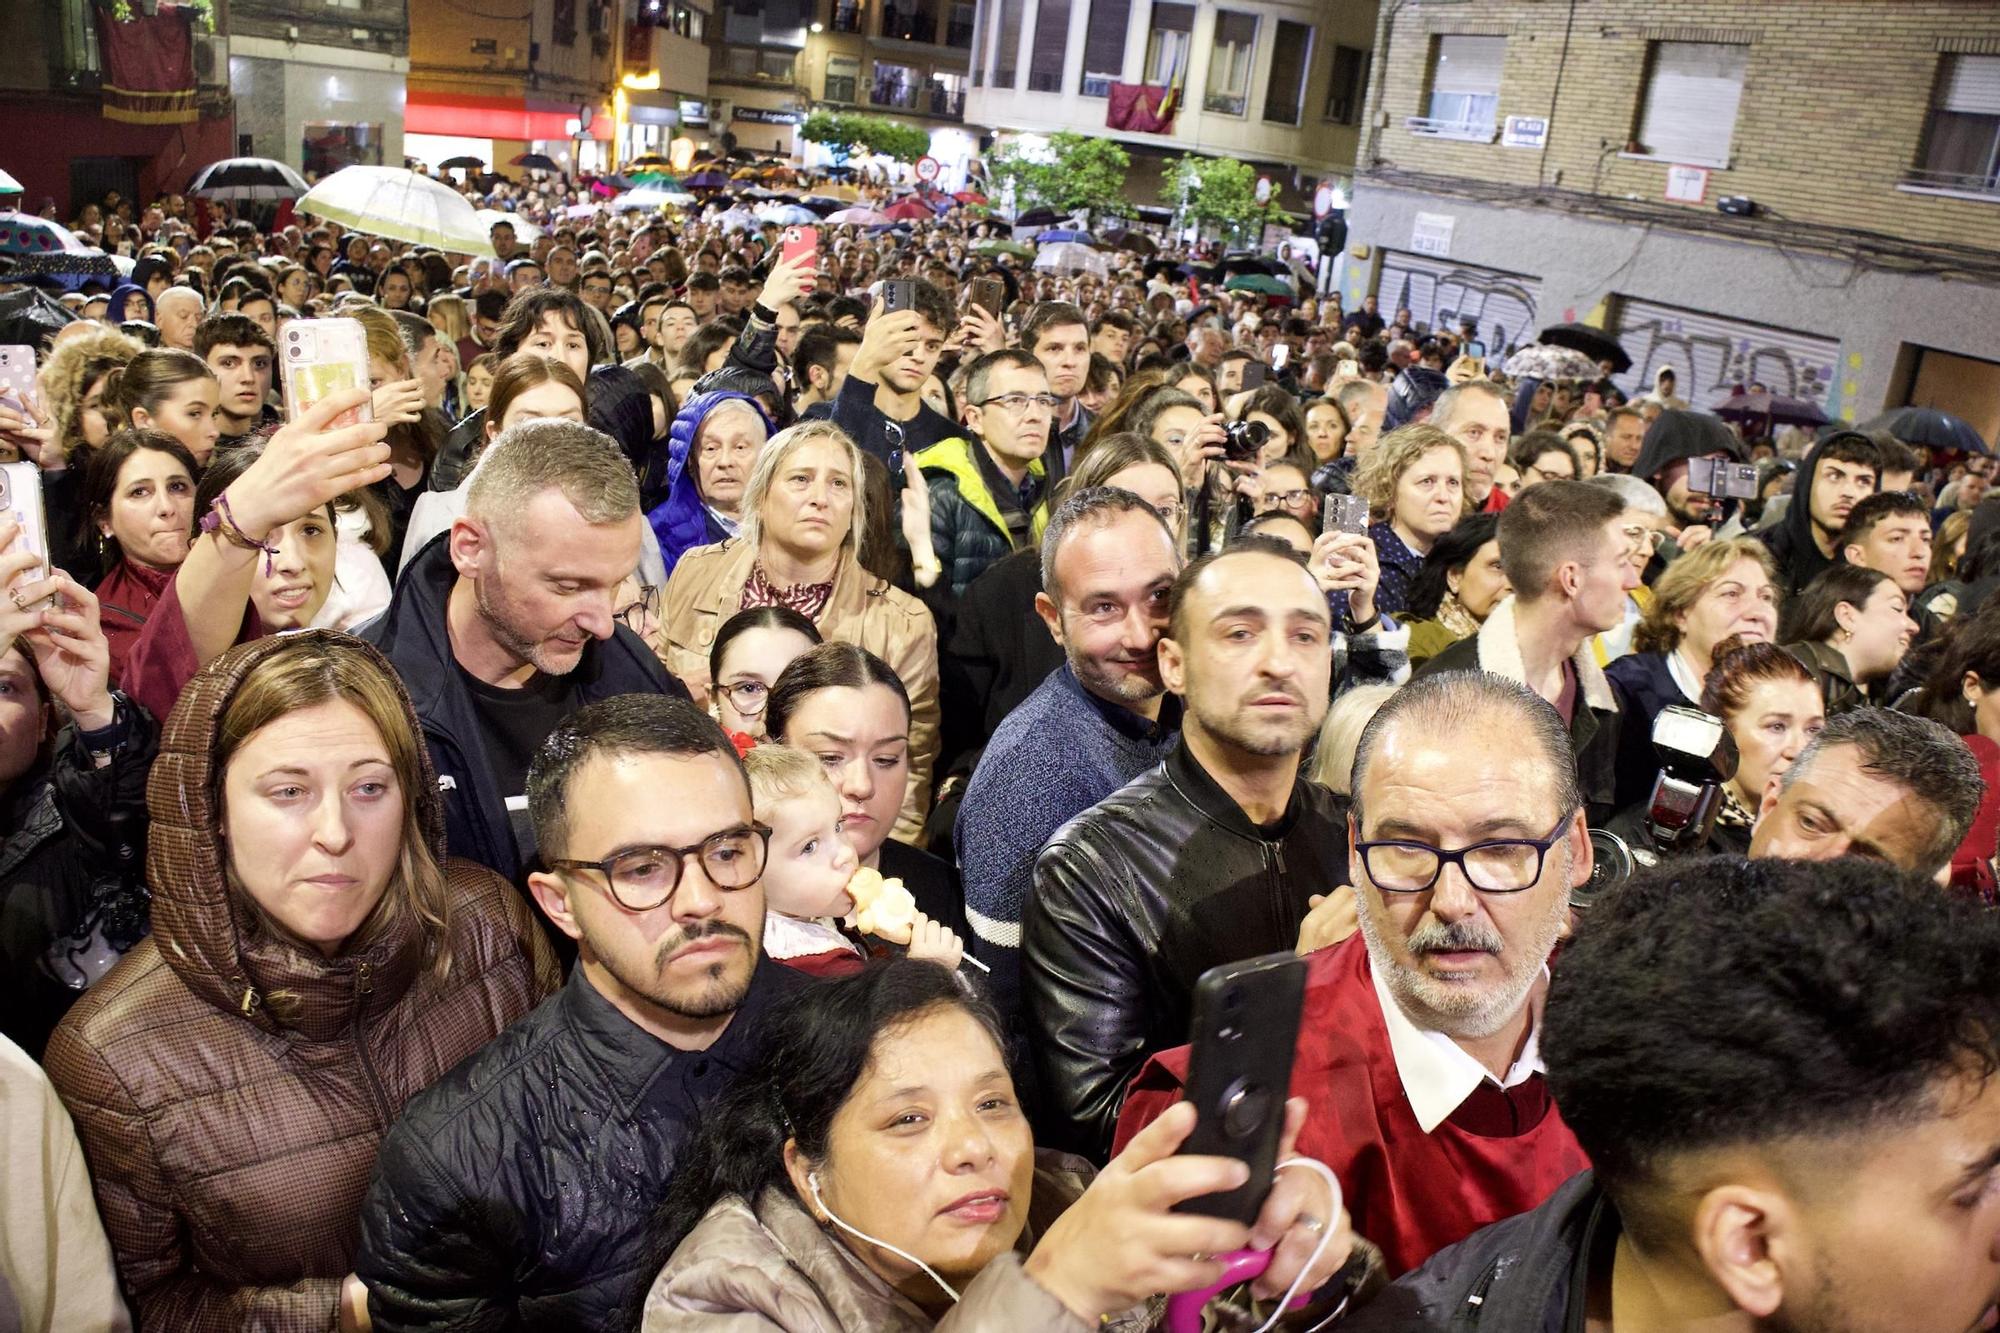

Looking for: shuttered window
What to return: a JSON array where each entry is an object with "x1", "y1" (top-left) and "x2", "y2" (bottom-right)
[
  {"x1": 1079, "y1": 0, "x2": 1130, "y2": 95},
  {"x1": 1425, "y1": 35, "x2": 1502, "y2": 135},
  {"x1": 1635, "y1": 41, "x2": 1748, "y2": 168},
  {"x1": 1263, "y1": 19, "x2": 1313, "y2": 124},
  {"x1": 994, "y1": 0, "x2": 1023, "y2": 90},
  {"x1": 1917, "y1": 54, "x2": 2000, "y2": 191},
  {"x1": 1028, "y1": 0, "x2": 1071, "y2": 91}
]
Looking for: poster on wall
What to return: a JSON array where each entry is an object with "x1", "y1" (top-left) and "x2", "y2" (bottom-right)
[{"x1": 1410, "y1": 212, "x2": 1455, "y2": 257}]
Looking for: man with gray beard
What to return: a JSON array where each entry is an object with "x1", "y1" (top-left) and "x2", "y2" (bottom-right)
[{"x1": 1115, "y1": 670, "x2": 1591, "y2": 1277}]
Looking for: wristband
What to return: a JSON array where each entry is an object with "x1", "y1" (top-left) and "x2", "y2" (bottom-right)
[
  {"x1": 1349, "y1": 610, "x2": 1381, "y2": 635},
  {"x1": 198, "y1": 490, "x2": 280, "y2": 576},
  {"x1": 75, "y1": 692, "x2": 132, "y2": 757}
]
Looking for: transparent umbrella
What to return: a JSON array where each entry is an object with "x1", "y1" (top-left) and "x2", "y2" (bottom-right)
[
  {"x1": 298, "y1": 166, "x2": 495, "y2": 257},
  {"x1": 1033, "y1": 241, "x2": 1111, "y2": 278}
]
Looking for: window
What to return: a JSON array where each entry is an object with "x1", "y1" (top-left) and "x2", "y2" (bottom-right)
[
  {"x1": 1263, "y1": 19, "x2": 1312, "y2": 124},
  {"x1": 831, "y1": 0, "x2": 863, "y2": 33},
  {"x1": 1203, "y1": 11, "x2": 1257, "y2": 115},
  {"x1": 825, "y1": 53, "x2": 859, "y2": 102},
  {"x1": 1145, "y1": 2, "x2": 1193, "y2": 86},
  {"x1": 873, "y1": 60, "x2": 919, "y2": 107},
  {"x1": 553, "y1": 0, "x2": 576, "y2": 44},
  {"x1": 1028, "y1": 0, "x2": 1070, "y2": 92},
  {"x1": 929, "y1": 69, "x2": 966, "y2": 117},
  {"x1": 1914, "y1": 54, "x2": 2000, "y2": 194},
  {"x1": 760, "y1": 50, "x2": 795, "y2": 80},
  {"x1": 1634, "y1": 41, "x2": 1748, "y2": 167},
  {"x1": 948, "y1": 2, "x2": 976, "y2": 47},
  {"x1": 1325, "y1": 43, "x2": 1369, "y2": 123},
  {"x1": 1080, "y1": 0, "x2": 1129, "y2": 96},
  {"x1": 1419, "y1": 35, "x2": 1502, "y2": 138},
  {"x1": 969, "y1": 0, "x2": 983, "y2": 84},
  {"x1": 993, "y1": 0, "x2": 1023, "y2": 89}
]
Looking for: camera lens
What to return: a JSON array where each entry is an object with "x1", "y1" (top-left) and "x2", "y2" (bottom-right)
[
  {"x1": 1573, "y1": 828, "x2": 1635, "y2": 909},
  {"x1": 1243, "y1": 420, "x2": 1270, "y2": 447}
]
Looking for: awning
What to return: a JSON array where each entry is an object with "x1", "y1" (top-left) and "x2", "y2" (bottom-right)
[{"x1": 405, "y1": 91, "x2": 614, "y2": 141}]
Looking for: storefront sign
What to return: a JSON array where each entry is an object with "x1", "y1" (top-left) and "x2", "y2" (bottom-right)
[
  {"x1": 1501, "y1": 115, "x2": 1549, "y2": 149},
  {"x1": 736, "y1": 107, "x2": 802, "y2": 125},
  {"x1": 1410, "y1": 211, "x2": 1455, "y2": 258}
]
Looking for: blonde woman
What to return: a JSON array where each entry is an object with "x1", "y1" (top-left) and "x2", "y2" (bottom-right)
[{"x1": 1351, "y1": 423, "x2": 1467, "y2": 618}]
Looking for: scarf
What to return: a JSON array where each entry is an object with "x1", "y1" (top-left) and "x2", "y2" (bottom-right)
[
  {"x1": 741, "y1": 561, "x2": 833, "y2": 621},
  {"x1": 1437, "y1": 593, "x2": 1480, "y2": 640}
]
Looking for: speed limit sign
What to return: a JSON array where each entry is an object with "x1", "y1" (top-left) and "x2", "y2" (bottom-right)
[{"x1": 915, "y1": 155, "x2": 940, "y2": 182}]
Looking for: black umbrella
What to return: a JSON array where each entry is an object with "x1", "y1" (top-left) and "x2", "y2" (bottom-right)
[
  {"x1": 188, "y1": 156, "x2": 310, "y2": 202},
  {"x1": 1536, "y1": 322, "x2": 1631, "y2": 374},
  {"x1": 0, "y1": 285, "x2": 76, "y2": 348},
  {"x1": 1014, "y1": 206, "x2": 1061, "y2": 228},
  {"x1": 1102, "y1": 227, "x2": 1158, "y2": 256},
  {"x1": 1218, "y1": 252, "x2": 1280, "y2": 276},
  {"x1": 439, "y1": 156, "x2": 486, "y2": 171},
  {"x1": 1861, "y1": 406, "x2": 1991, "y2": 456},
  {"x1": 1711, "y1": 389, "x2": 1829, "y2": 430},
  {"x1": 510, "y1": 153, "x2": 560, "y2": 172}
]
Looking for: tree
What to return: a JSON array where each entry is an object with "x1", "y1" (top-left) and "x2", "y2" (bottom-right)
[
  {"x1": 989, "y1": 132, "x2": 1129, "y2": 216},
  {"x1": 800, "y1": 110, "x2": 931, "y2": 164},
  {"x1": 1166, "y1": 153, "x2": 1277, "y2": 239}
]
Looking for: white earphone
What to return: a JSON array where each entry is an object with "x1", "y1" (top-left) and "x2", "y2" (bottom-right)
[{"x1": 808, "y1": 1169, "x2": 965, "y2": 1304}]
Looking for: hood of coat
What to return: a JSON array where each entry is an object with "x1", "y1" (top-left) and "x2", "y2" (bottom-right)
[
  {"x1": 1628, "y1": 408, "x2": 1744, "y2": 484},
  {"x1": 146, "y1": 629, "x2": 446, "y2": 1038},
  {"x1": 650, "y1": 390, "x2": 774, "y2": 569},
  {"x1": 1775, "y1": 430, "x2": 1876, "y2": 563}
]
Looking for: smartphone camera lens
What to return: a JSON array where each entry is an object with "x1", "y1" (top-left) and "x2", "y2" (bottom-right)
[{"x1": 1222, "y1": 1081, "x2": 1268, "y2": 1138}]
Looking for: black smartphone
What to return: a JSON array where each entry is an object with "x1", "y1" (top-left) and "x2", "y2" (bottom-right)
[
  {"x1": 1239, "y1": 360, "x2": 1268, "y2": 391},
  {"x1": 969, "y1": 275, "x2": 1006, "y2": 318},
  {"x1": 882, "y1": 278, "x2": 919, "y2": 313},
  {"x1": 1173, "y1": 951, "x2": 1307, "y2": 1224}
]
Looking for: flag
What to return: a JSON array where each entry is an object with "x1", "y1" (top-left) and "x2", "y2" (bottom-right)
[
  {"x1": 95, "y1": 8, "x2": 198, "y2": 125},
  {"x1": 1106, "y1": 84, "x2": 1178, "y2": 134}
]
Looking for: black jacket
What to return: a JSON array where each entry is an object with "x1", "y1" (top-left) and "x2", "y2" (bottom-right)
[
  {"x1": 801, "y1": 369, "x2": 960, "y2": 468},
  {"x1": 356, "y1": 960, "x2": 808, "y2": 1332},
  {"x1": 1023, "y1": 739, "x2": 1348, "y2": 1160},
  {"x1": 938, "y1": 547, "x2": 1064, "y2": 776},
  {"x1": 1344, "y1": 1170, "x2": 1603, "y2": 1333},
  {"x1": 356, "y1": 534, "x2": 687, "y2": 883},
  {"x1": 1759, "y1": 433, "x2": 1858, "y2": 598},
  {"x1": 0, "y1": 699, "x2": 156, "y2": 1057},
  {"x1": 429, "y1": 365, "x2": 664, "y2": 496},
  {"x1": 1603, "y1": 650, "x2": 1694, "y2": 814}
]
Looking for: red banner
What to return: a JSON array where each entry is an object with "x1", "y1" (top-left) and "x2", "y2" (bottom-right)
[
  {"x1": 1106, "y1": 83, "x2": 1179, "y2": 135},
  {"x1": 95, "y1": 8, "x2": 198, "y2": 125}
]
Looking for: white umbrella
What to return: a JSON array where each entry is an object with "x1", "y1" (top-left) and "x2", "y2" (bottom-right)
[
  {"x1": 298, "y1": 166, "x2": 495, "y2": 257},
  {"x1": 715, "y1": 207, "x2": 760, "y2": 233},
  {"x1": 0, "y1": 170, "x2": 21, "y2": 196},
  {"x1": 1033, "y1": 241, "x2": 1110, "y2": 278},
  {"x1": 475, "y1": 209, "x2": 542, "y2": 244},
  {"x1": 609, "y1": 183, "x2": 695, "y2": 212}
]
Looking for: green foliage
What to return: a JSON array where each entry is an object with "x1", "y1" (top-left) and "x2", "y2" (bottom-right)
[
  {"x1": 1166, "y1": 153, "x2": 1277, "y2": 237},
  {"x1": 989, "y1": 132, "x2": 1130, "y2": 215},
  {"x1": 800, "y1": 111, "x2": 931, "y2": 164},
  {"x1": 106, "y1": 0, "x2": 216, "y2": 28}
]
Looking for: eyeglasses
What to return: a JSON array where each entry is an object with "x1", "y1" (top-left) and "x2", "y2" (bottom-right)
[
  {"x1": 1619, "y1": 525, "x2": 1667, "y2": 557},
  {"x1": 1355, "y1": 811, "x2": 1575, "y2": 895},
  {"x1": 717, "y1": 678, "x2": 773, "y2": 716},
  {"x1": 615, "y1": 583, "x2": 660, "y2": 632},
  {"x1": 1265, "y1": 488, "x2": 1312, "y2": 507},
  {"x1": 975, "y1": 393, "x2": 1061, "y2": 414},
  {"x1": 547, "y1": 822, "x2": 771, "y2": 912}
]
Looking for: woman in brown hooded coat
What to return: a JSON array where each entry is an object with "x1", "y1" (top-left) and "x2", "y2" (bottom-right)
[{"x1": 44, "y1": 630, "x2": 560, "y2": 1330}]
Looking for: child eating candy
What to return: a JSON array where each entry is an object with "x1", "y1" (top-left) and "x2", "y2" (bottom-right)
[{"x1": 744, "y1": 745, "x2": 964, "y2": 976}]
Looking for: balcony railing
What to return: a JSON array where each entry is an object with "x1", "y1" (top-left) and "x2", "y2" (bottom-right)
[
  {"x1": 928, "y1": 85, "x2": 964, "y2": 117},
  {"x1": 872, "y1": 78, "x2": 919, "y2": 108},
  {"x1": 1202, "y1": 92, "x2": 1245, "y2": 115},
  {"x1": 1404, "y1": 114, "x2": 1497, "y2": 142},
  {"x1": 1901, "y1": 165, "x2": 2000, "y2": 199},
  {"x1": 881, "y1": 12, "x2": 937, "y2": 43}
]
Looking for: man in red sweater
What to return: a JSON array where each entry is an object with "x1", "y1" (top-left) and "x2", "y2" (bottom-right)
[{"x1": 1116, "y1": 670, "x2": 1590, "y2": 1275}]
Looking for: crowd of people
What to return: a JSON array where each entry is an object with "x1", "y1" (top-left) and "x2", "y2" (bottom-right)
[{"x1": 1, "y1": 167, "x2": 1999, "y2": 1332}]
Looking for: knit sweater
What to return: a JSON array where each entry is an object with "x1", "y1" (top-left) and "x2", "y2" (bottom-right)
[{"x1": 958, "y1": 664, "x2": 1178, "y2": 1021}]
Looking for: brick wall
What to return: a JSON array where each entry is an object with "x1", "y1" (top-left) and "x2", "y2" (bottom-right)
[{"x1": 1360, "y1": 0, "x2": 2000, "y2": 254}]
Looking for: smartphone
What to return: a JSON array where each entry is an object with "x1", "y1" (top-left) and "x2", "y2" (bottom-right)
[
  {"x1": 881, "y1": 278, "x2": 919, "y2": 314},
  {"x1": 1270, "y1": 343, "x2": 1290, "y2": 372},
  {"x1": 1335, "y1": 358, "x2": 1362, "y2": 381},
  {"x1": 1322, "y1": 492, "x2": 1370, "y2": 537},
  {"x1": 969, "y1": 275, "x2": 1006, "y2": 319},
  {"x1": 279, "y1": 318, "x2": 374, "y2": 429},
  {"x1": 1174, "y1": 952, "x2": 1307, "y2": 1224},
  {"x1": 781, "y1": 225, "x2": 819, "y2": 292},
  {"x1": 1687, "y1": 456, "x2": 1759, "y2": 500},
  {"x1": 0, "y1": 346, "x2": 40, "y2": 420},
  {"x1": 0, "y1": 462, "x2": 50, "y2": 595},
  {"x1": 1239, "y1": 360, "x2": 1267, "y2": 391}
]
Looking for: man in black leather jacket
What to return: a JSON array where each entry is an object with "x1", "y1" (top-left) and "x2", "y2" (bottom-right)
[
  {"x1": 356, "y1": 696, "x2": 805, "y2": 1331},
  {"x1": 1024, "y1": 538, "x2": 1349, "y2": 1159}
]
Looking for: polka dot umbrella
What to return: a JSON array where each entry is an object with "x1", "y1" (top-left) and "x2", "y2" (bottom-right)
[{"x1": 0, "y1": 212, "x2": 88, "y2": 257}]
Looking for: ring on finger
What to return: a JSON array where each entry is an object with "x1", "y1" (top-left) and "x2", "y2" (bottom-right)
[{"x1": 7, "y1": 588, "x2": 26, "y2": 611}]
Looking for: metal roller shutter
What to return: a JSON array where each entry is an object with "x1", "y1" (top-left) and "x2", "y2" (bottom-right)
[
  {"x1": 1609, "y1": 296, "x2": 1841, "y2": 410},
  {"x1": 1373, "y1": 250, "x2": 1544, "y2": 354}
]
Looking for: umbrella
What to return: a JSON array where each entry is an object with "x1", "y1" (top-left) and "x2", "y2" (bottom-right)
[
  {"x1": 1862, "y1": 406, "x2": 1991, "y2": 456},
  {"x1": 798, "y1": 196, "x2": 847, "y2": 216},
  {"x1": 475, "y1": 209, "x2": 542, "y2": 244},
  {"x1": 1502, "y1": 344, "x2": 1603, "y2": 381},
  {"x1": 715, "y1": 207, "x2": 761, "y2": 233},
  {"x1": 610, "y1": 183, "x2": 696, "y2": 212},
  {"x1": 952, "y1": 190, "x2": 987, "y2": 205},
  {"x1": 826, "y1": 207, "x2": 892, "y2": 226},
  {"x1": 1537, "y1": 321, "x2": 1631, "y2": 374},
  {"x1": 297, "y1": 166, "x2": 495, "y2": 257},
  {"x1": 755, "y1": 203, "x2": 820, "y2": 226},
  {"x1": 1034, "y1": 241, "x2": 1111, "y2": 278},
  {"x1": 0, "y1": 212, "x2": 86, "y2": 256},
  {"x1": 0, "y1": 285, "x2": 74, "y2": 346},
  {"x1": 730, "y1": 166, "x2": 763, "y2": 181},
  {"x1": 884, "y1": 198, "x2": 935, "y2": 222},
  {"x1": 5, "y1": 249, "x2": 127, "y2": 290},
  {"x1": 510, "y1": 152, "x2": 560, "y2": 172},
  {"x1": 971, "y1": 238, "x2": 1034, "y2": 259},
  {"x1": 1216, "y1": 253, "x2": 1281, "y2": 276},
  {"x1": 684, "y1": 170, "x2": 731, "y2": 190},
  {"x1": 1036, "y1": 228, "x2": 1095, "y2": 245},
  {"x1": 1014, "y1": 206, "x2": 1061, "y2": 228},
  {"x1": 0, "y1": 171, "x2": 20, "y2": 195},
  {"x1": 188, "y1": 156, "x2": 311, "y2": 203},
  {"x1": 563, "y1": 202, "x2": 603, "y2": 219},
  {"x1": 625, "y1": 169, "x2": 680, "y2": 187},
  {"x1": 1711, "y1": 389, "x2": 1829, "y2": 430},
  {"x1": 1223, "y1": 273, "x2": 1296, "y2": 298},
  {"x1": 438, "y1": 156, "x2": 485, "y2": 171},
  {"x1": 1102, "y1": 227, "x2": 1158, "y2": 256},
  {"x1": 627, "y1": 154, "x2": 674, "y2": 170}
]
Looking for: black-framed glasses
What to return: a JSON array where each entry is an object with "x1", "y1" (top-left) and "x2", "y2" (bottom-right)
[
  {"x1": 1265, "y1": 488, "x2": 1313, "y2": 507},
  {"x1": 615, "y1": 583, "x2": 661, "y2": 632},
  {"x1": 975, "y1": 393, "x2": 1060, "y2": 413},
  {"x1": 547, "y1": 822, "x2": 771, "y2": 912},
  {"x1": 1354, "y1": 811, "x2": 1575, "y2": 895},
  {"x1": 717, "y1": 678, "x2": 773, "y2": 716}
]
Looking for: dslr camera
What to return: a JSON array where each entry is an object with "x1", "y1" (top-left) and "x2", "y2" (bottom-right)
[
  {"x1": 1568, "y1": 705, "x2": 1740, "y2": 910},
  {"x1": 1222, "y1": 418, "x2": 1270, "y2": 462}
]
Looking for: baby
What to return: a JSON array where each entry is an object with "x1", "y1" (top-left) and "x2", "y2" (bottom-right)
[{"x1": 745, "y1": 745, "x2": 963, "y2": 976}]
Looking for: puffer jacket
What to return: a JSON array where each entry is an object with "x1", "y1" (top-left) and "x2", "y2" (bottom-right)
[
  {"x1": 641, "y1": 1156, "x2": 1149, "y2": 1332},
  {"x1": 659, "y1": 537, "x2": 941, "y2": 840},
  {"x1": 915, "y1": 437, "x2": 1051, "y2": 598},
  {"x1": 648, "y1": 391, "x2": 773, "y2": 575},
  {"x1": 1024, "y1": 739, "x2": 1349, "y2": 1160},
  {"x1": 43, "y1": 631, "x2": 561, "y2": 1332}
]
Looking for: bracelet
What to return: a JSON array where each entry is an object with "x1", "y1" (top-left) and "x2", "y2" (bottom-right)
[
  {"x1": 1350, "y1": 610, "x2": 1381, "y2": 635},
  {"x1": 198, "y1": 490, "x2": 280, "y2": 576},
  {"x1": 75, "y1": 692, "x2": 131, "y2": 756}
]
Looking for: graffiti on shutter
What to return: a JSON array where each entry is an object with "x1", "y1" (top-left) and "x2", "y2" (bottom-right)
[
  {"x1": 1609, "y1": 297, "x2": 1840, "y2": 410},
  {"x1": 1374, "y1": 251, "x2": 1542, "y2": 356}
]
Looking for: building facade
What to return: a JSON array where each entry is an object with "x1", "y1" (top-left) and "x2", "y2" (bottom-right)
[
  {"x1": 231, "y1": 0, "x2": 410, "y2": 178},
  {"x1": 1347, "y1": 0, "x2": 2000, "y2": 430},
  {"x1": 962, "y1": 0, "x2": 1376, "y2": 210}
]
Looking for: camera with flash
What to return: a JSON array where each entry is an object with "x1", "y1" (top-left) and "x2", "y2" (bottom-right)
[{"x1": 1646, "y1": 705, "x2": 1739, "y2": 853}]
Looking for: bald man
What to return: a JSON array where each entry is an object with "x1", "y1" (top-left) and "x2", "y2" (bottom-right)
[{"x1": 153, "y1": 287, "x2": 204, "y2": 352}]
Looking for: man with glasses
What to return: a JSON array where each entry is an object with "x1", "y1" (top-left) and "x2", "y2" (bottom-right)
[
  {"x1": 357, "y1": 695, "x2": 804, "y2": 1331},
  {"x1": 360, "y1": 420, "x2": 686, "y2": 888},
  {"x1": 1118, "y1": 671, "x2": 1590, "y2": 1276},
  {"x1": 911, "y1": 348, "x2": 1056, "y2": 598}
]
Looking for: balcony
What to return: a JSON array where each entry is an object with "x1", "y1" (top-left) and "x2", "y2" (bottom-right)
[
  {"x1": 945, "y1": 14, "x2": 973, "y2": 46},
  {"x1": 880, "y1": 11, "x2": 937, "y2": 43},
  {"x1": 1404, "y1": 114, "x2": 1497, "y2": 143},
  {"x1": 871, "y1": 76, "x2": 919, "y2": 109},
  {"x1": 832, "y1": 3, "x2": 864, "y2": 33},
  {"x1": 1898, "y1": 165, "x2": 2000, "y2": 202},
  {"x1": 928, "y1": 84, "x2": 963, "y2": 118},
  {"x1": 632, "y1": 25, "x2": 710, "y2": 93}
]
